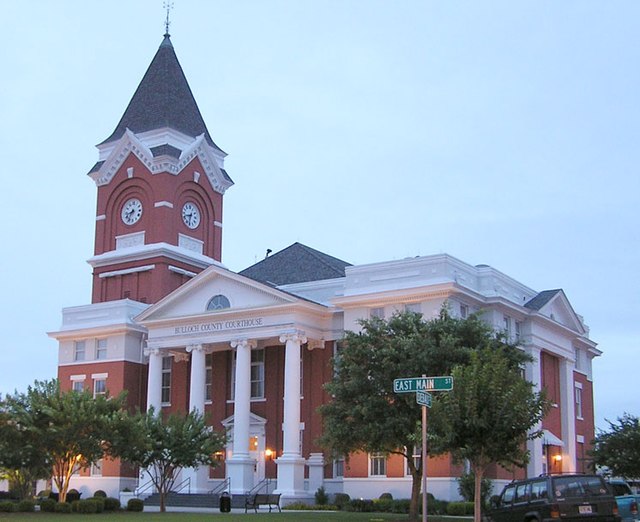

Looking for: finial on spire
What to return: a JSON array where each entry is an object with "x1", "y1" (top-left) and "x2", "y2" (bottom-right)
[{"x1": 163, "y1": 1, "x2": 174, "y2": 36}]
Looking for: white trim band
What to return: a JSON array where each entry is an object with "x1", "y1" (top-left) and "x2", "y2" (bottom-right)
[
  {"x1": 168, "y1": 265, "x2": 197, "y2": 278},
  {"x1": 154, "y1": 201, "x2": 174, "y2": 208},
  {"x1": 98, "y1": 264, "x2": 156, "y2": 279}
]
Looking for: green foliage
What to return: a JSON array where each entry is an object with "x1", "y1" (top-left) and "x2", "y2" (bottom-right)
[
  {"x1": 66, "y1": 488, "x2": 81, "y2": 502},
  {"x1": 379, "y1": 492, "x2": 393, "y2": 500},
  {"x1": 430, "y1": 346, "x2": 549, "y2": 522},
  {"x1": 591, "y1": 414, "x2": 640, "y2": 480},
  {"x1": 315, "y1": 486, "x2": 329, "y2": 505},
  {"x1": 104, "y1": 497, "x2": 121, "y2": 511},
  {"x1": 0, "y1": 379, "x2": 132, "y2": 503},
  {"x1": 457, "y1": 470, "x2": 493, "y2": 506},
  {"x1": 333, "y1": 492, "x2": 351, "y2": 509},
  {"x1": 17, "y1": 500, "x2": 35, "y2": 512},
  {"x1": 93, "y1": 489, "x2": 107, "y2": 498},
  {"x1": 117, "y1": 407, "x2": 226, "y2": 512},
  {"x1": 345, "y1": 498, "x2": 376, "y2": 512},
  {"x1": 447, "y1": 501, "x2": 474, "y2": 515},
  {"x1": 127, "y1": 498, "x2": 144, "y2": 512},
  {"x1": 39, "y1": 498, "x2": 57, "y2": 512},
  {"x1": 54, "y1": 501, "x2": 72, "y2": 513},
  {"x1": 374, "y1": 498, "x2": 410, "y2": 513},
  {"x1": 0, "y1": 501, "x2": 16, "y2": 512},
  {"x1": 283, "y1": 502, "x2": 337, "y2": 510},
  {"x1": 72, "y1": 499, "x2": 99, "y2": 513}
]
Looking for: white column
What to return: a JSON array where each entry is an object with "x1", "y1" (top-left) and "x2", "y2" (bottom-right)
[
  {"x1": 560, "y1": 357, "x2": 577, "y2": 472},
  {"x1": 144, "y1": 347, "x2": 163, "y2": 414},
  {"x1": 227, "y1": 339, "x2": 256, "y2": 494},
  {"x1": 275, "y1": 331, "x2": 307, "y2": 499},
  {"x1": 525, "y1": 346, "x2": 544, "y2": 477},
  {"x1": 307, "y1": 453, "x2": 325, "y2": 493},
  {"x1": 187, "y1": 344, "x2": 206, "y2": 413},
  {"x1": 183, "y1": 344, "x2": 207, "y2": 492}
]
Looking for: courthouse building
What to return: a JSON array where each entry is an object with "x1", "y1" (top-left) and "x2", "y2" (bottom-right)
[{"x1": 49, "y1": 33, "x2": 599, "y2": 502}]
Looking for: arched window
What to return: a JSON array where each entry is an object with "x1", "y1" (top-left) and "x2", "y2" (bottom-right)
[{"x1": 207, "y1": 294, "x2": 231, "y2": 311}]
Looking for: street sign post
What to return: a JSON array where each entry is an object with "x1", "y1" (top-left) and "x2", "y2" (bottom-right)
[
  {"x1": 416, "y1": 391, "x2": 432, "y2": 408},
  {"x1": 393, "y1": 376, "x2": 453, "y2": 522},
  {"x1": 393, "y1": 376, "x2": 453, "y2": 393}
]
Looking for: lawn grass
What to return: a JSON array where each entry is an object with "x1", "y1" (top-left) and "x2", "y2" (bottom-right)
[{"x1": 0, "y1": 511, "x2": 471, "y2": 522}]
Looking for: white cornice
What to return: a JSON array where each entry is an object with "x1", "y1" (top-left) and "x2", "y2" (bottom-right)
[
  {"x1": 88, "y1": 242, "x2": 223, "y2": 270},
  {"x1": 91, "y1": 129, "x2": 233, "y2": 194}
]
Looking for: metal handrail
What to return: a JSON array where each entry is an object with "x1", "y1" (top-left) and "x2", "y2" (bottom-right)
[
  {"x1": 248, "y1": 478, "x2": 275, "y2": 495},
  {"x1": 134, "y1": 479, "x2": 155, "y2": 497},
  {"x1": 171, "y1": 476, "x2": 191, "y2": 494},
  {"x1": 208, "y1": 478, "x2": 230, "y2": 496}
]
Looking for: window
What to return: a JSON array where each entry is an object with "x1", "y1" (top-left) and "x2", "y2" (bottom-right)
[
  {"x1": 91, "y1": 459, "x2": 103, "y2": 476},
  {"x1": 503, "y1": 315, "x2": 512, "y2": 336},
  {"x1": 405, "y1": 303, "x2": 421, "y2": 314},
  {"x1": 515, "y1": 321, "x2": 522, "y2": 340},
  {"x1": 334, "y1": 456, "x2": 345, "y2": 478},
  {"x1": 406, "y1": 445, "x2": 422, "y2": 475},
  {"x1": 207, "y1": 294, "x2": 231, "y2": 311},
  {"x1": 205, "y1": 353, "x2": 213, "y2": 402},
  {"x1": 370, "y1": 307, "x2": 384, "y2": 319},
  {"x1": 530, "y1": 479, "x2": 548, "y2": 500},
  {"x1": 230, "y1": 349, "x2": 265, "y2": 400},
  {"x1": 460, "y1": 304, "x2": 469, "y2": 319},
  {"x1": 515, "y1": 483, "x2": 530, "y2": 503},
  {"x1": 369, "y1": 452, "x2": 386, "y2": 476},
  {"x1": 161, "y1": 356, "x2": 172, "y2": 404},
  {"x1": 72, "y1": 380, "x2": 84, "y2": 392},
  {"x1": 93, "y1": 379, "x2": 106, "y2": 398},
  {"x1": 501, "y1": 486, "x2": 516, "y2": 506},
  {"x1": 96, "y1": 339, "x2": 107, "y2": 360},
  {"x1": 74, "y1": 341, "x2": 85, "y2": 362},
  {"x1": 250, "y1": 349, "x2": 265, "y2": 399},
  {"x1": 575, "y1": 383, "x2": 583, "y2": 419}
]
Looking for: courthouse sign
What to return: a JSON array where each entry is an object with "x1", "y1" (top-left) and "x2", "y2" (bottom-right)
[{"x1": 173, "y1": 317, "x2": 265, "y2": 335}]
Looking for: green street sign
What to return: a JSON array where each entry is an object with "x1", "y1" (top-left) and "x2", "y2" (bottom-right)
[
  {"x1": 416, "y1": 391, "x2": 432, "y2": 408},
  {"x1": 393, "y1": 376, "x2": 453, "y2": 393}
]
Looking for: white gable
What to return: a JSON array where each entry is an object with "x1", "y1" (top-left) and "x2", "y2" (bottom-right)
[{"x1": 535, "y1": 291, "x2": 585, "y2": 334}]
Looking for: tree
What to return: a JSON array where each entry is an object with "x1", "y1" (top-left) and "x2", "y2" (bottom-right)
[
  {"x1": 319, "y1": 309, "x2": 527, "y2": 520},
  {"x1": 429, "y1": 347, "x2": 549, "y2": 522},
  {"x1": 117, "y1": 408, "x2": 227, "y2": 512},
  {"x1": 591, "y1": 414, "x2": 640, "y2": 480},
  {"x1": 2, "y1": 380, "x2": 130, "y2": 502}
]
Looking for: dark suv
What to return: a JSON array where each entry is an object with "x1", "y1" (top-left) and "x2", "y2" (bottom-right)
[{"x1": 487, "y1": 474, "x2": 621, "y2": 522}]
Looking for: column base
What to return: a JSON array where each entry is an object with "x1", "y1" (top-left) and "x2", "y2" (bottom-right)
[
  {"x1": 227, "y1": 455, "x2": 256, "y2": 494},
  {"x1": 274, "y1": 455, "x2": 306, "y2": 497}
]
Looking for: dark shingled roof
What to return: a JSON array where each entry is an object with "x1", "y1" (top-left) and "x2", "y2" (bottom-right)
[
  {"x1": 100, "y1": 34, "x2": 223, "y2": 153},
  {"x1": 87, "y1": 160, "x2": 105, "y2": 175},
  {"x1": 524, "y1": 289, "x2": 562, "y2": 311},
  {"x1": 239, "y1": 242, "x2": 352, "y2": 286}
]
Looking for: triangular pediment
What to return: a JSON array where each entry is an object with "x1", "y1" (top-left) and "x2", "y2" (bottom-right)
[
  {"x1": 526, "y1": 289, "x2": 585, "y2": 334},
  {"x1": 136, "y1": 264, "x2": 302, "y2": 324}
]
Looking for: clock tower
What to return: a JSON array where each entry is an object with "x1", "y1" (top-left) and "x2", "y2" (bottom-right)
[{"x1": 87, "y1": 33, "x2": 233, "y2": 305}]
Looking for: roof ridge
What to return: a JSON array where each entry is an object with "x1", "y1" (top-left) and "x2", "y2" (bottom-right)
[{"x1": 293, "y1": 242, "x2": 352, "y2": 276}]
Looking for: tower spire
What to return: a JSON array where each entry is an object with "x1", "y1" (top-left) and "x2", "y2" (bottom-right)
[{"x1": 163, "y1": 1, "x2": 174, "y2": 36}]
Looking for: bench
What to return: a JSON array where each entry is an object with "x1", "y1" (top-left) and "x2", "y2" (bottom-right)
[{"x1": 245, "y1": 493, "x2": 282, "y2": 513}]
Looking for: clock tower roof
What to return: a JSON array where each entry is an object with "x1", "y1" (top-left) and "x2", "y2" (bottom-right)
[{"x1": 100, "y1": 34, "x2": 223, "y2": 153}]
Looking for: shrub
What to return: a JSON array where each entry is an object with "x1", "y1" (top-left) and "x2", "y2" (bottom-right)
[
  {"x1": 0, "y1": 492, "x2": 11, "y2": 500},
  {"x1": 17, "y1": 500, "x2": 36, "y2": 512},
  {"x1": 457, "y1": 470, "x2": 493, "y2": 508},
  {"x1": 0, "y1": 501, "x2": 16, "y2": 512},
  {"x1": 315, "y1": 486, "x2": 329, "y2": 505},
  {"x1": 40, "y1": 498, "x2": 57, "y2": 512},
  {"x1": 447, "y1": 501, "x2": 474, "y2": 516},
  {"x1": 55, "y1": 502, "x2": 72, "y2": 513},
  {"x1": 333, "y1": 492, "x2": 350, "y2": 510},
  {"x1": 379, "y1": 492, "x2": 393, "y2": 500},
  {"x1": 93, "y1": 489, "x2": 107, "y2": 498},
  {"x1": 127, "y1": 498, "x2": 144, "y2": 512},
  {"x1": 93, "y1": 497, "x2": 105, "y2": 513},
  {"x1": 283, "y1": 502, "x2": 337, "y2": 511},
  {"x1": 66, "y1": 488, "x2": 81, "y2": 502},
  {"x1": 346, "y1": 498, "x2": 375, "y2": 512},
  {"x1": 104, "y1": 497, "x2": 121, "y2": 511},
  {"x1": 74, "y1": 499, "x2": 99, "y2": 513},
  {"x1": 37, "y1": 489, "x2": 52, "y2": 499}
]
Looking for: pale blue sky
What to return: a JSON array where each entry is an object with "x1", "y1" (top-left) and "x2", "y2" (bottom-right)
[{"x1": 1, "y1": 1, "x2": 638, "y2": 430}]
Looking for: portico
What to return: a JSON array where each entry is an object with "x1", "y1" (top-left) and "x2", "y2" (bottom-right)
[{"x1": 135, "y1": 264, "x2": 336, "y2": 499}]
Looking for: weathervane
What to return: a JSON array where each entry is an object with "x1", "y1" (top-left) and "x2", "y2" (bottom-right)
[{"x1": 163, "y1": 1, "x2": 174, "y2": 36}]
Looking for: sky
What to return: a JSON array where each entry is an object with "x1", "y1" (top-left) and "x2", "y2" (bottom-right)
[{"x1": 0, "y1": 1, "x2": 638, "y2": 431}]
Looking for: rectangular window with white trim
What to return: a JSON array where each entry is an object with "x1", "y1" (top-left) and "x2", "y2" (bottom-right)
[
  {"x1": 370, "y1": 307, "x2": 385, "y2": 319},
  {"x1": 369, "y1": 452, "x2": 387, "y2": 476},
  {"x1": 575, "y1": 383, "x2": 583, "y2": 419},
  {"x1": 96, "y1": 339, "x2": 107, "y2": 360},
  {"x1": 161, "y1": 356, "x2": 172, "y2": 404},
  {"x1": 72, "y1": 380, "x2": 84, "y2": 393},
  {"x1": 93, "y1": 379, "x2": 106, "y2": 398},
  {"x1": 74, "y1": 341, "x2": 85, "y2": 362},
  {"x1": 406, "y1": 445, "x2": 422, "y2": 475},
  {"x1": 230, "y1": 348, "x2": 265, "y2": 400},
  {"x1": 91, "y1": 459, "x2": 103, "y2": 476}
]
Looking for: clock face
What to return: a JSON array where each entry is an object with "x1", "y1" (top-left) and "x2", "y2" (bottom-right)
[
  {"x1": 182, "y1": 202, "x2": 201, "y2": 229},
  {"x1": 121, "y1": 198, "x2": 143, "y2": 225}
]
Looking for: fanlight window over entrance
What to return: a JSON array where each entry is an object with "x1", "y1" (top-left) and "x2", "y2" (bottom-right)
[{"x1": 207, "y1": 294, "x2": 231, "y2": 311}]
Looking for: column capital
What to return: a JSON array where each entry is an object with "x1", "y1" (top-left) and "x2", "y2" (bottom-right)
[
  {"x1": 186, "y1": 343, "x2": 205, "y2": 354},
  {"x1": 143, "y1": 347, "x2": 161, "y2": 357},
  {"x1": 306, "y1": 339, "x2": 325, "y2": 351},
  {"x1": 279, "y1": 331, "x2": 307, "y2": 345},
  {"x1": 230, "y1": 338, "x2": 257, "y2": 350}
]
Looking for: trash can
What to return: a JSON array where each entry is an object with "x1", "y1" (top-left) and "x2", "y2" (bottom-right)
[{"x1": 219, "y1": 491, "x2": 231, "y2": 513}]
